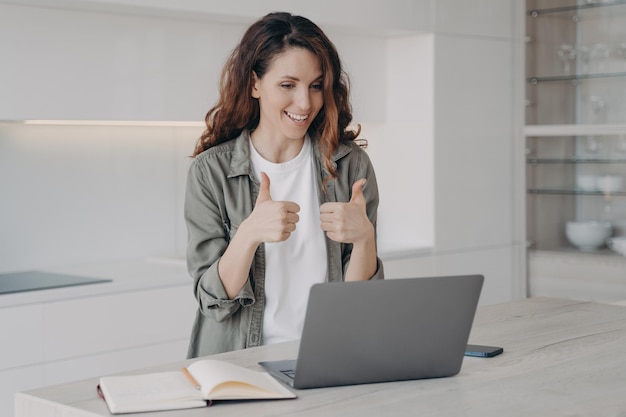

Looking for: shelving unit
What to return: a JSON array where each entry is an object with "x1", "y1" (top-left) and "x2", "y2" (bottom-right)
[
  {"x1": 525, "y1": 0, "x2": 626, "y2": 302},
  {"x1": 526, "y1": 127, "x2": 626, "y2": 251}
]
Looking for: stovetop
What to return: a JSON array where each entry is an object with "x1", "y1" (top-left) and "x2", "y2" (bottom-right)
[{"x1": 0, "y1": 271, "x2": 112, "y2": 295}]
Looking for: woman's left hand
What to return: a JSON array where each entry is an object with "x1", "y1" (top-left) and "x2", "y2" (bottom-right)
[{"x1": 319, "y1": 178, "x2": 374, "y2": 244}]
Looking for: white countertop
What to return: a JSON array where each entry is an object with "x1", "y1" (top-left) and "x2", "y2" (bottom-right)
[
  {"x1": 0, "y1": 246, "x2": 431, "y2": 309},
  {"x1": 379, "y1": 245, "x2": 431, "y2": 260},
  {"x1": 0, "y1": 257, "x2": 190, "y2": 308},
  {"x1": 15, "y1": 297, "x2": 626, "y2": 417}
]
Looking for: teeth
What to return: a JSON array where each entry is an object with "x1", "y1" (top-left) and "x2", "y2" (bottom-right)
[{"x1": 286, "y1": 111, "x2": 308, "y2": 122}]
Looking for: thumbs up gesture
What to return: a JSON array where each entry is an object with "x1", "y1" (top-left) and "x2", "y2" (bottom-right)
[
  {"x1": 320, "y1": 178, "x2": 374, "y2": 244},
  {"x1": 255, "y1": 171, "x2": 274, "y2": 205},
  {"x1": 244, "y1": 172, "x2": 300, "y2": 244}
]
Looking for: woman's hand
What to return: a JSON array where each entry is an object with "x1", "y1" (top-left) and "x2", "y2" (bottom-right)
[
  {"x1": 218, "y1": 172, "x2": 300, "y2": 299},
  {"x1": 319, "y1": 178, "x2": 374, "y2": 244},
  {"x1": 242, "y1": 172, "x2": 301, "y2": 245},
  {"x1": 320, "y1": 179, "x2": 377, "y2": 282}
]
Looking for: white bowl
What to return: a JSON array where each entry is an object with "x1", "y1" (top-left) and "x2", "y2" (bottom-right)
[
  {"x1": 565, "y1": 221, "x2": 612, "y2": 251},
  {"x1": 597, "y1": 175, "x2": 623, "y2": 193},
  {"x1": 607, "y1": 237, "x2": 626, "y2": 256},
  {"x1": 576, "y1": 174, "x2": 597, "y2": 191}
]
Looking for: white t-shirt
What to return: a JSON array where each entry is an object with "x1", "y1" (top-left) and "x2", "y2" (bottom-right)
[{"x1": 249, "y1": 136, "x2": 328, "y2": 345}]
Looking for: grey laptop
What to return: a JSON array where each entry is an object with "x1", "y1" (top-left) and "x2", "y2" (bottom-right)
[{"x1": 259, "y1": 274, "x2": 484, "y2": 389}]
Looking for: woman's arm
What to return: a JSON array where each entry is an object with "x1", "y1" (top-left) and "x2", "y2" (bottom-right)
[
  {"x1": 320, "y1": 178, "x2": 377, "y2": 281},
  {"x1": 219, "y1": 172, "x2": 300, "y2": 298},
  {"x1": 185, "y1": 158, "x2": 247, "y2": 320}
]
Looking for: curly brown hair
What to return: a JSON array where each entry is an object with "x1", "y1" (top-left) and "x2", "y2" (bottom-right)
[{"x1": 192, "y1": 12, "x2": 360, "y2": 181}]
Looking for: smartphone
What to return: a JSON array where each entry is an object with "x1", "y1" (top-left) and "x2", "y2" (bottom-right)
[{"x1": 465, "y1": 344, "x2": 503, "y2": 358}]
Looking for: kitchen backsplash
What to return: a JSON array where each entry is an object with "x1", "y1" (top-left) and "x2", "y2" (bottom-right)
[{"x1": 0, "y1": 123, "x2": 201, "y2": 273}]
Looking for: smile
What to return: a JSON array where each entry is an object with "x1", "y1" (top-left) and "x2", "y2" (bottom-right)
[{"x1": 285, "y1": 111, "x2": 309, "y2": 122}]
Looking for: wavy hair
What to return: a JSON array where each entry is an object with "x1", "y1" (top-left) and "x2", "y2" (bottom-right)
[{"x1": 192, "y1": 12, "x2": 360, "y2": 181}]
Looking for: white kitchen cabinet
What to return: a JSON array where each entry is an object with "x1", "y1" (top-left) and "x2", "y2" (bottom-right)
[
  {"x1": 0, "y1": 260, "x2": 196, "y2": 417},
  {"x1": 43, "y1": 285, "x2": 195, "y2": 361},
  {"x1": 434, "y1": 34, "x2": 515, "y2": 252},
  {"x1": 5, "y1": 0, "x2": 426, "y2": 35},
  {"x1": 0, "y1": 366, "x2": 43, "y2": 417},
  {"x1": 43, "y1": 339, "x2": 189, "y2": 386},
  {"x1": 0, "y1": 305, "x2": 44, "y2": 370},
  {"x1": 434, "y1": 0, "x2": 515, "y2": 38},
  {"x1": 0, "y1": 1, "x2": 406, "y2": 122},
  {"x1": 0, "y1": 305, "x2": 45, "y2": 417}
]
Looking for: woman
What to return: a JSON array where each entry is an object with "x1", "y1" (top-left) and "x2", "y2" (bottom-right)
[{"x1": 185, "y1": 11, "x2": 384, "y2": 358}]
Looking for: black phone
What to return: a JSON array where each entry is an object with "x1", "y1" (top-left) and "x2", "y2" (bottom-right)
[{"x1": 465, "y1": 344, "x2": 503, "y2": 357}]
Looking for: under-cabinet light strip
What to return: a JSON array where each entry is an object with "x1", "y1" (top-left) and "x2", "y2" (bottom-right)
[{"x1": 0, "y1": 120, "x2": 205, "y2": 127}]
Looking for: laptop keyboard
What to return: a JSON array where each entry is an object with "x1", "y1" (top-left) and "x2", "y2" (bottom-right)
[{"x1": 280, "y1": 369, "x2": 296, "y2": 380}]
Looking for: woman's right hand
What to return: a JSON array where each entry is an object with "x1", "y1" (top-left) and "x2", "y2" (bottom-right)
[
  {"x1": 242, "y1": 172, "x2": 300, "y2": 245},
  {"x1": 218, "y1": 172, "x2": 299, "y2": 299}
]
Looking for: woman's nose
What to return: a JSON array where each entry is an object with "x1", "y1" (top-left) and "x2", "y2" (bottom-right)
[{"x1": 294, "y1": 87, "x2": 311, "y2": 111}]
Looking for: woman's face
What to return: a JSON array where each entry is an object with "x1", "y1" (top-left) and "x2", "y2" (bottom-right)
[{"x1": 251, "y1": 47, "x2": 324, "y2": 143}]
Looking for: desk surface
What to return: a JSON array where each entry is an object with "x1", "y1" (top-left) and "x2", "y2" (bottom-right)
[{"x1": 15, "y1": 297, "x2": 626, "y2": 417}]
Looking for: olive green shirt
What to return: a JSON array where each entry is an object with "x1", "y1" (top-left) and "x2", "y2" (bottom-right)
[{"x1": 185, "y1": 130, "x2": 384, "y2": 358}]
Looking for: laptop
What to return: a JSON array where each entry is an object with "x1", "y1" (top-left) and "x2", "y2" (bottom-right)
[{"x1": 259, "y1": 274, "x2": 484, "y2": 389}]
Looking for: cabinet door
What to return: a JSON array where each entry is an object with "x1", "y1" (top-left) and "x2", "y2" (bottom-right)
[
  {"x1": 43, "y1": 339, "x2": 189, "y2": 386},
  {"x1": 1, "y1": 365, "x2": 44, "y2": 417},
  {"x1": 43, "y1": 285, "x2": 196, "y2": 361},
  {"x1": 0, "y1": 305, "x2": 44, "y2": 370}
]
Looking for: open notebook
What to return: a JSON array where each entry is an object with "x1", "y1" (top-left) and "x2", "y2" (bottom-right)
[{"x1": 98, "y1": 359, "x2": 295, "y2": 414}]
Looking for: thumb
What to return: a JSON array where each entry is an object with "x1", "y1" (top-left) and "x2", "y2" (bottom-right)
[
  {"x1": 349, "y1": 178, "x2": 367, "y2": 205},
  {"x1": 256, "y1": 172, "x2": 273, "y2": 203}
]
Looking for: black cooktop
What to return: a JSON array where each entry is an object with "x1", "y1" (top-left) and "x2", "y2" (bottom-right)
[{"x1": 0, "y1": 271, "x2": 112, "y2": 295}]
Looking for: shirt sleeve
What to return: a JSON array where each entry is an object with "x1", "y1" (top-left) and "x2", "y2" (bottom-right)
[{"x1": 184, "y1": 157, "x2": 255, "y2": 322}]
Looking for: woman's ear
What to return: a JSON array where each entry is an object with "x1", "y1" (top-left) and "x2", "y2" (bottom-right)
[{"x1": 251, "y1": 72, "x2": 260, "y2": 99}]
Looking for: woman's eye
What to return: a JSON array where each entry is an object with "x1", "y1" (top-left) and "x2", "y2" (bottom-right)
[
  {"x1": 280, "y1": 83, "x2": 294, "y2": 89},
  {"x1": 311, "y1": 83, "x2": 323, "y2": 90}
]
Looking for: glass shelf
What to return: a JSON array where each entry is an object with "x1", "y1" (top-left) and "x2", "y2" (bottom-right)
[
  {"x1": 528, "y1": 158, "x2": 626, "y2": 164},
  {"x1": 528, "y1": 0, "x2": 626, "y2": 17},
  {"x1": 528, "y1": 188, "x2": 626, "y2": 196},
  {"x1": 527, "y1": 245, "x2": 620, "y2": 257},
  {"x1": 528, "y1": 71, "x2": 626, "y2": 84},
  {"x1": 524, "y1": 124, "x2": 626, "y2": 136}
]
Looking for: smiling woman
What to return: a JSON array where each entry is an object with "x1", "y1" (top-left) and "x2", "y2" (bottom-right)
[
  {"x1": 184, "y1": 11, "x2": 384, "y2": 358},
  {"x1": 250, "y1": 47, "x2": 324, "y2": 162}
]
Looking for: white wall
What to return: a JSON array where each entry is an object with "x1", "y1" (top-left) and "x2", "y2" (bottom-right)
[
  {"x1": 0, "y1": 2, "x2": 390, "y2": 269},
  {"x1": 382, "y1": 0, "x2": 526, "y2": 305},
  {"x1": 1, "y1": 0, "x2": 429, "y2": 35},
  {"x1": 0, "y1": 0, "x2": 525, "y2": 300},
  {"x1": 0, "y1": 3, "x2": 240, "y2": 121},
  {"x1": 367, "y1": 34, "x2": 435, "y2": 251},
  {"x1": 0, "y1": 1, "x2": 424, "y2": 273},
  {"x1": 0, "y1": 1, "x2": 397, "y2": 122},
  {"x1": 0, "y1": 123, "x2": 199, "y2": 272}
]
